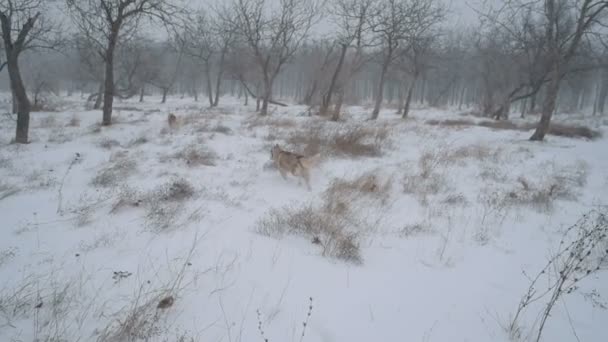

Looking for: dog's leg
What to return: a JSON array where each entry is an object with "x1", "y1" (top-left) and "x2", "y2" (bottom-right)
[{"x1": 279, "y1": 168, "x2": 288, "y2": 180}]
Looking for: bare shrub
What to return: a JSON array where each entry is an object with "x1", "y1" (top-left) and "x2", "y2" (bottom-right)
[
  {"x1": 506, "y1": 162, "x2": 588, "y2": 212},
  {"x1": 97, "y1": 138, "x2": 121, "y2": 150},
  {"x1": 509, "y1": 210, "x2": 608, "y2": 342},
  {"x1": 0, "y1": 273, "x2": 83, "y2": 341},
  {"x1": 91, "y1": 153, "x2": 137, "y2": 187},
  {"x1": 164, "y1": 144, "x2": 217, "y2": 167},
  {"x1": 256, "y1": 203, "x2": 362, "y2": 264}
]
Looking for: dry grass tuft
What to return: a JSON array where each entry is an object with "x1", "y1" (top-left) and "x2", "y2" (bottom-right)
[
  {"x1": 97, "y1": 138, "x2": 121, "y2": 150},
  {"x1": 505, "y1": 162, "x2": 588, "y2": 212},
  {"x1": 143, "y1": 178, "x2": 196, "y2": 231},
  {"x1": 256, "y1": 203, "x2": 362, "y2": 264},
  {"x1": 91, "y1": 152, "x2": 137, "y2": 187},
  {"x1": 257, "y1": 172, "x2": 394, "y2": 263},
  {"x1": 286, "y1": 123, "x2": 391, "y2": 158},
  {"x1": 426, "y1": 118, "x2": 600, "y2": 140},
  {"x1": 323, "y1": 172, "x2": 391, "y2": 215},
  {"x1": 165, "y1": 144, "x2": 217, "y2": 167}
]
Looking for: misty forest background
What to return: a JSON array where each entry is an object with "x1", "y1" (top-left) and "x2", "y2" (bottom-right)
[{"x1": 2, "y1": 0, "x2": 608, "y2": 143}]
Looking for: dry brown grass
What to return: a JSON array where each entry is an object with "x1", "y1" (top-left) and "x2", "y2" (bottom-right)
[
  {"x1": 427, "y1": 118, "x2": 601, "y2": 140},
  {"x1": 545, "y1": 123, "x2": 602, "y2": 139},
  {"x1": 286, "y1": 122, "x2": 391, "y2": 158},
  {"x1": 426, "y1": 118, "x2": 475, "y2": 128},
  {"x1": 323, "y1": 172, "x2": 392, "y2": 215},
  {"x1": 142, "y1": 178, "x2": 197, "y2": 231},
  {"x1": 257, "y1": 172, "x2": 393, "y2": 264},
  {"x1": 505, "y1": 162, "x2": 588, "y2": 212},
  {"x1": 256, "y1": 203, "x2": 362, "y2": 264}
]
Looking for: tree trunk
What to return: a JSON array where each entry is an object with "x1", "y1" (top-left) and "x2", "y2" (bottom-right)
[
  {"x1": 331, "y1": 89, "x2": 345, "y2": 121},
  {"x1": 93, "y1": 82, "x2": 104, "y2": 109},
  {"x1": 597, "y1": 68, "x2": 608, "y2": 115},
  {"x1": 458, "y1": 85, "x2": 466, "y2": 110},
  {"x1": 260, "y1": 77, "x2": 273, "y2": 116},
  {"x1": 11, "y1": 90, "x2": 17, "y2": 114},
  {"x1": 161, "y1": 88, "x2": 168, "y2": 104},
  {"x1": 213, "y1": 70, "x2": 223, "y2": 107},
  {"x1": 402, "y1": 75, "x2": 417, "y2": 118},
  {"x1": 205, "y1": 63, "x2": 214, "y2": 107},
  {"x1": 371, "y1": 57, "x2": 391, "y2": 120},
  {"x1": 7, "y1": 56, "x2": 31, "y2": 143},
  {"x1": 321, "y1": 44, "x2": 348, "y2": 116},
  {"x1": 530, "y1": 64, "x2": 560, "y2": 141},
  {"x1": 139, "y1": 86, "x2": 145, "y2": 103},
  {"x1": 102, "y1": 32, "x2": 118, "y2": 126}
]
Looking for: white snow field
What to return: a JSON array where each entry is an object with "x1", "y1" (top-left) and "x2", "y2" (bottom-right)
[{"x1": 0, "y1": 96, "x2": 607, "y2": 342}]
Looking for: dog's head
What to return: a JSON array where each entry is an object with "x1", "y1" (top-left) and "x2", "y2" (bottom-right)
[{"x1": 270, "y1": 144, "x2": 281, "y2": 160}]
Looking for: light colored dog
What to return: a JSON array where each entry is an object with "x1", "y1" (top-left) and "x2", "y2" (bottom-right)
[{"x1": 270, "y1": 144, "x2": 320, "y2": 190}]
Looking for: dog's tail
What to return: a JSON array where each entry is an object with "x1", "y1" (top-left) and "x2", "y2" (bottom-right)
[{"x1": 299, "y1": 153, "x2": 321, "y2": 169}]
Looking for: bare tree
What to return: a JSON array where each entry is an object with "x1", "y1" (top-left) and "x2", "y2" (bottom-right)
[
  {"x1": 528, "y1": 0, "x2": 608, "y2": 140},
  {"x1": 321, "y1": 0, "x2": 374, "y2": 118},
  {"x1": 224, "y1": 0, "x2": 319, "y2": 115},
  {"x1": 395, "y1": 7, "x2": 443, "y2": 119},
  {"x1": 0, "y1": 0, "x2": 60, "y2": 143},
  {"x1": 180, "y1": 10, "x2": 235, "y2": 107},
  {"x1": 66, "y1": 0, "x2": 181, "y2": 125},
  {"x1": 368, "y1": 0, "x2": 443, "y2": 120},
  {"x1": 483, "y1": 0, "x2": 608, "y2": 140}
]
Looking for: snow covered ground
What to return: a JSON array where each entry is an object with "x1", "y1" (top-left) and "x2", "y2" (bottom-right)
[{"x1": 0, "y1": 95, "x2": 607, "y2": 342}]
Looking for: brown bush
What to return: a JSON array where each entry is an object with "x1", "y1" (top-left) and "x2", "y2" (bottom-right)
[
  {"x1": 256, "y1": 203, "x2": 362, "y2": 264},
  {"x1": 286, "y1": 123, "x2": 391, "y2": 158}
]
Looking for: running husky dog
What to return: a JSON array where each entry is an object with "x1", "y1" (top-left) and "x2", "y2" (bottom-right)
[{"x1": 270, "y1": 144, "x2": 320, "y2": 190}]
